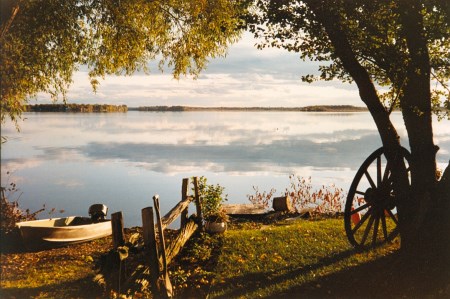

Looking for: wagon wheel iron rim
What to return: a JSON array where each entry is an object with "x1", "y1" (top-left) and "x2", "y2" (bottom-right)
[{"x1": 344, "y1": 147, "x2": 411, "y2": 250}]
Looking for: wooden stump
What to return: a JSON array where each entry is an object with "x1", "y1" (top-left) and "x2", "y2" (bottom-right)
[
  {"x1": 111, "y1": 211, "x2": 125, "y2": 249},
  {"x1": 273, "y1": 196, "x2": 293, "y2": 212}
]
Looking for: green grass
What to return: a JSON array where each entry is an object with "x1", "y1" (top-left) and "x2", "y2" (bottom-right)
[
  {"x1": 210, "y1": 218, "x2": 404, "y2": 298},
  {"x1": 2, "y1": 219, "x2": 448, "y2": 298}
]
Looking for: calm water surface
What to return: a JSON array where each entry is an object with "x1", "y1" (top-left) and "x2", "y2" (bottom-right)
[{"x1": 2, "y1": 111, "x2": 449, "y2": 226}]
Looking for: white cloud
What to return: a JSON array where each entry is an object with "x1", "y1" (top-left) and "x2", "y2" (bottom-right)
[
  {"x1": 37, "y1": 33, "x2": 361, "y2": 107},
  {"x1": 42, "y1": 71, "x2": 360, "y2": 108}
]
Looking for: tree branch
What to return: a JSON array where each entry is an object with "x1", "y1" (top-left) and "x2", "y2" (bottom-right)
[
  {"x1": 306, "y1": 1, "x2": 400, "y2": 150},
  {"x1": 0, "y1": 0, "x2": 21, "y2": 41}
]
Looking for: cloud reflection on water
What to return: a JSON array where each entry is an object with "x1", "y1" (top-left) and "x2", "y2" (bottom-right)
[
  {"x1": 75, "y1": 132, "x2": 381, "y2": 174},
  {"x1": 2, "y1": 112, "x2": 448, "y2": 227},
  {"x1": 2, "y1": 112, "x2": 449, "y2": 177}
]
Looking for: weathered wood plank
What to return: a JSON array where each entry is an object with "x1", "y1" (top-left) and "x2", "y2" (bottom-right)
[
  {"x1": 193, "y1": 176, "x2": 203, "y2": 228},
  {"x1": 141, "y1": 206, "x2": 160, "y2": 296},
  {"x1": 165, "y1": 219, "x2": 198, "y2": 265},
  {"x1": 111, "y1": 211, "x2": 125, "y2": 249},
  {"x1": 180, "y1": 178, "x2": 189, "y2": 229},
  {"x1": 223, "y1": 204, "x2": 267, "y2": 215},
  {"x1": 153, "y1": 195, "x2": 173, "y2": 298},
  {"x1": 160, "y1": 196, "x2": 193, "y2": 230}
]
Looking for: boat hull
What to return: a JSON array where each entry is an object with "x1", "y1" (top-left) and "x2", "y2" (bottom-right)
[{"x1": 16, "y1": 216, "x2": 112, "y2": 250}]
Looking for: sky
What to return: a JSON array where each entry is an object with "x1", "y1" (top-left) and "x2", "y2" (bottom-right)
[{"x1": 38, "y1": 32, "x2": 362, "y2": 108}]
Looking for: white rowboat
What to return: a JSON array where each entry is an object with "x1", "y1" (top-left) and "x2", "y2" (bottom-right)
[{"x1": 16, "y1": 204, "x2": 112, "y2": 250}]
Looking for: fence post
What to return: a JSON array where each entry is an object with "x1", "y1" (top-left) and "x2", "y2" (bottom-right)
[
  {"x1": 193, "y1": 176, "x2": 203, "y2": 229},
  {"x1": 153, "y1": 195, "x2": 173, "y2": 298},
  {"x1": 142, "y1": 206, "x2": 161, "y2": 297},
  {"x1": 180, "y1": 178, "x2": 189, "y2": 229},
  {"x1": 111, "y1": 211, "x2": 125, "y2": 249}
]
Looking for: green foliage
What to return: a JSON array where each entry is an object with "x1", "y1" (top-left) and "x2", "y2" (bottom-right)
[
  {"x1": 94, "y1": 231, "x2": 146, "y2": 297},
  {"x1": 170, "y1": 232, "x2": 223, "y2": 297},
  {"x1": 25, "y1": 104, "x2": 128, "y2": 112},
  {"x1": 196, "y1": 176, "x2": 229, "y2": 222},
  {"x1": 248, "y1": 0, "x2": 450, "y2": 117},
  {"x1": 180, "y1": 232, "x2": 218, "y2": 263},
  {"x1": 1, "y1": 0, "x2": 245, "y2": 125}
]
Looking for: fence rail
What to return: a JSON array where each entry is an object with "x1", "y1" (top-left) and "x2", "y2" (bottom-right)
[{"x1": 111, "y1": 177, "x2": 203, "y2": 298}]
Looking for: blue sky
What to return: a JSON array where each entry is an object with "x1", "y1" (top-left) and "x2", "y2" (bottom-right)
[{"x1": 38, "y1": 33, "x2": 362, "y2": 107}]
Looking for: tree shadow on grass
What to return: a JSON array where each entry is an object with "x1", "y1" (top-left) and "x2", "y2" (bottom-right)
[
  {"x1": 0, "y1": 276, "x2": 105, "y2": 299},
  {"x1": 274, "y1": 251, "x2": 450, "y2": 299},
  {"x1": 212, "y1": 249, "x2": 450, "y2": 299},
  {"x1": 211, "y1": 248, "x2": 357, "y2": 298}
]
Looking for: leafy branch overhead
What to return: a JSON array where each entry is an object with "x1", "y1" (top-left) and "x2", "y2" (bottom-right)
[
  {"x1": 247, "y1": 0, "x2": 450, "y2": 257},
  {"x1": 0, "y1": 0, "x2": 246, "y2": 123},
  {"x1": 248, "y1": 0, "x2": 450, "y2": 116}
]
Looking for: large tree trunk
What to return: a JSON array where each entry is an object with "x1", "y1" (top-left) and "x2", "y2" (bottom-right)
[
  {"x1": 309, "y1": 1, "x2": 449, "y2": 257},
  {"x1": 397, "y1": 1, "x2": 442, "y2": 254},
  {"x1": 308, "y1": 1, "x2": 410, "y2": 250}
]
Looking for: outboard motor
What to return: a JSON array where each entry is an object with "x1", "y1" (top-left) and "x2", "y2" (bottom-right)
[{"x1": 89, "y1": 204, "x2": 108, "y2": 222}]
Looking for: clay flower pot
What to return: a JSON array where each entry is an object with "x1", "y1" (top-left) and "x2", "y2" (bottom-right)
[{"x1": 205, "y1": 221, "x2": 227, "y2": 234}]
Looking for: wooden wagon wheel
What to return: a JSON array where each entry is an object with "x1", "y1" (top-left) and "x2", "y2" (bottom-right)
[{"x1": 344, "y1": 147, "x2": 411, "y2": 249}]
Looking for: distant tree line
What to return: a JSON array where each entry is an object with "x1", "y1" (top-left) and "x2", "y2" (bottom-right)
[
  {"x1": 132, "y1": 105, "x2": 367, "y2": 112},
  {"x1": 25, "y1": 104, "x2": 128, "y2": 113}
]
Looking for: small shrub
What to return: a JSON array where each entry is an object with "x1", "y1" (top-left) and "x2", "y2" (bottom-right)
[
  {"x1": 285, "y1": 175, "x2": 345, "y2": 215},
  {"x1": 196, "y1": 176, "x2": 228, "y2": 222},
  {"x1": 1, "y1": 174, "x2": 45, "y2": 235},
  {"x1": 247, "y1": 175, "x2": 346, "y2": 216},
  {"x1": 248, "y1": 186, "x2": 276, "y2": 209}
]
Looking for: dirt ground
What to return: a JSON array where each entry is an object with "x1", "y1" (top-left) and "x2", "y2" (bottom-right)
[{"x1": 1, "y1": 233, "x2": 112, "y2": 298}]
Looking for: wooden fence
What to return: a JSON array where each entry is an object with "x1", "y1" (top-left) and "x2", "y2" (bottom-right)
[{"x1": 110, "y1": 177, "x2": 203, "y2": 298}]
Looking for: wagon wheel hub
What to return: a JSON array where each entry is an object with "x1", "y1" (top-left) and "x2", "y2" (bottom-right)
[{"x1": 364, "y1": 186, "x2": 396, "y2": 213}]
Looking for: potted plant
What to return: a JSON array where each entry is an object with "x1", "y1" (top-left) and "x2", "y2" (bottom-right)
[{"x1": 197, "y1": 177, "x2": 229, "y2": 233}]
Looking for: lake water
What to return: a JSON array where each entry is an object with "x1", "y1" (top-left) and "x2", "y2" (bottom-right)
[{"x1": 1, "y1": 111, "x2": 449, "y2": 226}]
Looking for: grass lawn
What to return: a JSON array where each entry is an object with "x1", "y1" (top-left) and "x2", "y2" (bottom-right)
[
  {"x1": 209, "y1": 217, "x2": 449, "y2": 299},
  {"x1": 1, "y1": 217, "x2": 448, "y2": 298}
]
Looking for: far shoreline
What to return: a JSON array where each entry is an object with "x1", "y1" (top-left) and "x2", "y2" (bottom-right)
[{"x1": 25, "y1": 104, "x2": 369, "y2": 113}]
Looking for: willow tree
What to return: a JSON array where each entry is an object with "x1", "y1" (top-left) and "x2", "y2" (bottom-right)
[
  {"x1": 0, "y1": 0, "x2": 244, "y2": 124},
  {"x1": 248, "y1": 0, "x2": 450, "y2": 256}
]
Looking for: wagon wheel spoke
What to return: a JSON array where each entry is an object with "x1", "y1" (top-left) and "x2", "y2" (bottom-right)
[
  {"x1": 387, "y1": 227, "x2": 399, "y2": 241},
  {"x1": 385, "y1": 209, "x2": 399, "y2": 226},
  {"x1": 377, "y1": 156, "x2": 382, "y2": 186},
  {"x1": 360, "y1": 214, "x2": 375, "y2": 246},
  {"x1": 365, "y1": 171, "x2": 376, "y2": 189},
  {"x1": 383, "y1": 161, "x2": 391, "y2": 183},
  {"x1": 381, "y1": 213, "x2": 388, "y2": 240},
  {"x1": 372, "y1": 215, "x2": 380, "y2": 247},
  {"x1": 352, "y1": 202, "x2": 370, "y2": 214},
  {"x1": 352, "y1": 208, "x2": 372, "y2": 234}
]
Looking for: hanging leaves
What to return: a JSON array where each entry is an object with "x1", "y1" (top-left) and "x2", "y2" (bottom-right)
[{"x1": 1, "y1": 0, "x2": 246, "y2": 126}]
